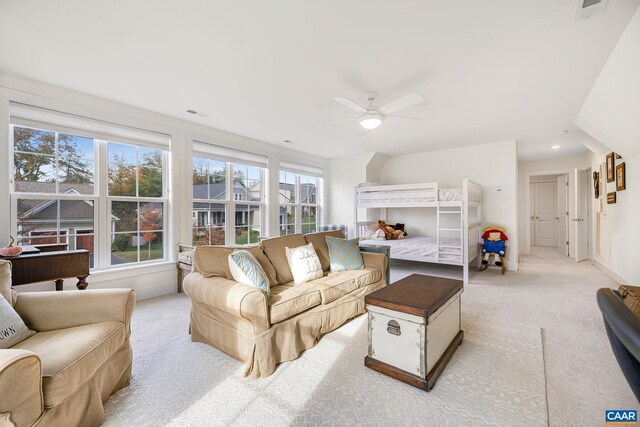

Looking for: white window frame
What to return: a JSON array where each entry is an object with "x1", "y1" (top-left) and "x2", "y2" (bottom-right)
[
  {"x1": 279, "y1": 171, "x2": 322, "y2": 235},
  {"x1": 191, "y1": 154, "x2": 266, "y2": 246},
  {"x1": 9, "y1": 123, "x2": 169, "y2": 271}
]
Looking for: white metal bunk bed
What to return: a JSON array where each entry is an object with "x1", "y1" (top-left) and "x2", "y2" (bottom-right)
[{"x1": 355, "y1": 179, "x2": 482, "y2": 285}]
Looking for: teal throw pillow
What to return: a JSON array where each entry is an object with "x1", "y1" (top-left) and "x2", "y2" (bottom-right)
[
  {"x1": 228, "y1": 250, "x2": 270, "y2": 295},
  {"x1": 326, "y1": 236, "x2": 364, "y2": 272}
]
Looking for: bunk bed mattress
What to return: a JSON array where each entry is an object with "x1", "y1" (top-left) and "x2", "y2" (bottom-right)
[{"x1": 359, "y1": 236, "x2": 461, "y2": 259}]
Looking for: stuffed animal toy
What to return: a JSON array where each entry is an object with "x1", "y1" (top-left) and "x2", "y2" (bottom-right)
[
  {"x1": 376, "y1": 220, "x2": 406, "y2": 240},
  {"x1": 394, "y1": 223, "x2": 408, "y2": 237},
  {"x1": 480, "y1": 226, "x2": 508, "y2": 270}
]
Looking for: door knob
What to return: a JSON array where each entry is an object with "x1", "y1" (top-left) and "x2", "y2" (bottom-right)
[
  {"x1": 571, "y1": 218, "x2": 584, "y2": 222},
  {"x1": 554, "y1": 217, "x2": 560, "y2": 220}
]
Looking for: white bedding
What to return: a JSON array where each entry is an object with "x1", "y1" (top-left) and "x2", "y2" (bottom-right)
[{"x1": 359, "y1": 236, "x2": 461, "y2": 259}]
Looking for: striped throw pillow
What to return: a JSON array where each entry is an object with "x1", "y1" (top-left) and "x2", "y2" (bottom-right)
[{"x1": 228, "y1": 250, "x2": 270, "y2": 295}]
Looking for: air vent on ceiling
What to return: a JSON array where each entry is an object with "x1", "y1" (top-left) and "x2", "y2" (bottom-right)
[
  {"x1": 575, "y1": 0, "x2": 607, "y2": 21},
  {"x1": 186, "y1": 109, "x2": 209, "y2": 118}
]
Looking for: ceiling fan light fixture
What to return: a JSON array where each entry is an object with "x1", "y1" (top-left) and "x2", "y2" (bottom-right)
[{"x1": 359, "y1": 113, "x2": 383, "y2": 130}]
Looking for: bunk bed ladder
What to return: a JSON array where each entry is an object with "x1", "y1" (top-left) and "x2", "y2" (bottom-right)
[{"x1": 436, "y1": 203, "x2": 463, "y2": 265}]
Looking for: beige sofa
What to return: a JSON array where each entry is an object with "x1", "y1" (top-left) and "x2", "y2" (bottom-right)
[
  {"x1": 0, "y1": 260, "x2": 135, "y2": 427},
  {"x1": 183, "y1": 230, "x2": 388, "y2": 378}
]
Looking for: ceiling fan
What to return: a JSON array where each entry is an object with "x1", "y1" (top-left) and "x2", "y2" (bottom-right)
[{"x1": 327, "y1": 91, "x2": 424, "y2": 130}]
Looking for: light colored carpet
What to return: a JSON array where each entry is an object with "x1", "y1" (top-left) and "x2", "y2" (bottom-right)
[
  {"x1": 103, "y1": 247, "x2": 636, "y2": 426},
  {"x1": 104, "y1": 294, "x2": 547, "y2": 427}
]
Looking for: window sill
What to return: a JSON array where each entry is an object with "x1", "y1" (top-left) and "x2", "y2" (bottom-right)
[{"x1": 88, "y1": 261, "x2": 176, "y2": 284}]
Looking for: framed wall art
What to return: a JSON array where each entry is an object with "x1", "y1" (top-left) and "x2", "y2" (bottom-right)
[
  {"x1": 606, "y1": 152, "x2": 615, "y2": 183},
  {"x1": 607, "y1": 192, "x2": 617, "y2": 204},
  {"x1": 616, "y1": 162, "x2": 626, "y2": 191}
]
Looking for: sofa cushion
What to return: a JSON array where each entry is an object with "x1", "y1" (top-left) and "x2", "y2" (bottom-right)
[
  {"x1": 192, "y1": 245, "x2": 278, "y2": 286},
  {"x1": 304, "y1": 230, "x2": 345, "y2": 271},
  {"x1": 268, "y1": 285, "x2": 321, "y2": 324},
  {"x1": 261, "y1": 234, "x2": 307, "y2": 284},
  {"x1": 326, "y1": 236, "x2": 364, "y2": 272},
  {"x1": 12, "y1": 321, "x2": 126, "y2": 407},
  {"x1": 310, "y1": 268, "x2": 382, "y2": 304}
]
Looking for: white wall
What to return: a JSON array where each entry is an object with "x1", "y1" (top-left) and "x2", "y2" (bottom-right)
[
  {"x1": 378, "y1": 140, "x2": 519, "y2": 271},
  {"x1": 326, "y1": 153, "x2": 373, "y2": 238},
  {"x1": 518, "y1": 154, "x2": 591, "y2": 253},
  {"x1": 575, "y1": 8, "x2": 640, "y2": 284},
  {"x1": 576, "y1": 7, "x2": 640, "y2": 160},
  {"x1": 588, "y1": 151, "x2": 640, "y2": 284},
  {"x1": 0, "y1": 73, "x2": 327, "y2": 299}
]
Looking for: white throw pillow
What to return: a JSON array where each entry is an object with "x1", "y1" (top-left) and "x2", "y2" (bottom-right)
[
  {"x1": 0, "y1": 295, "x2": 34, "y2": 349},
  {"x1": 285, "y1": 243, "x2": 323, "y2": 285}
]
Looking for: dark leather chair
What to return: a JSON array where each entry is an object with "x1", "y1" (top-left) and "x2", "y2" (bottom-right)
[{"x1": 597, "y1": 288, "x2": 640, "y2": 402}]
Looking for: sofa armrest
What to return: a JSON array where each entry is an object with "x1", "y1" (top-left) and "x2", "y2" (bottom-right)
[
  {"x1": 0, "y1": 349, "x2": 43, "y2": 427},
  {"x1": 183, "y1": 272, "x2": 269, "y2": 334},
  {"x1": 14, "y1": 289, "x2": 136, "y2": 332},
  {"x1": 361, "y1": 252, "x2": 389, "y2": 285}
]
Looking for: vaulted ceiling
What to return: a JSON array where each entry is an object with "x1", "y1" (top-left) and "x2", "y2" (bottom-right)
[{"x1": 1, "y1": 0, "x2": 638, "y2": 160}]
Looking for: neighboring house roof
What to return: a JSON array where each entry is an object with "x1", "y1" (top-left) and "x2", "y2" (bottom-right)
[{"x1": 193, "y1": 182, "x2": 260, "y2": 202}]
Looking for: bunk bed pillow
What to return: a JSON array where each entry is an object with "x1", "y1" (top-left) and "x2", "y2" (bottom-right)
[
  {"x1": 285, "y1": 243, "x2": 323, "y2": 285},
  {"x1": 326, "y1": 236, "x2": 364, "y2": 272}
]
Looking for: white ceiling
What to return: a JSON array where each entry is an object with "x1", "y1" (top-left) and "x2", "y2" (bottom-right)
[{"x1": 1, "y1": 0, "x2": 638, "y2": 161}]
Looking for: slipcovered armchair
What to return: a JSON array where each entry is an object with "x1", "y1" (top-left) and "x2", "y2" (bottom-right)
[{"x1": 0, "y1": 260, "x2": 135, "y2": 427}]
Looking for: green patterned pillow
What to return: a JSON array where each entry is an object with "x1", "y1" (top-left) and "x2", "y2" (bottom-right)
[
  {"x1": 326, "y1": 236, "x2": 364, "y2": 272},
  {"x1": 228, "y1": 250, "x2": 270, "y2": 295}
]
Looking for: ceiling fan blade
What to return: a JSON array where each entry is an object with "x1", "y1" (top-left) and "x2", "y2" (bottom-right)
[
  {"x1": 333, "y1": 97, "x2": 368, "y2": 113},
  {"x1": 318, "y1": 117, "x2": 357, "y2": 125},
  {"x1": 379, "y1": 93, "x2": 424, "y2": 114},
  {"x1": 387, "y1": 115, "x2": 424, "y2": 122}
]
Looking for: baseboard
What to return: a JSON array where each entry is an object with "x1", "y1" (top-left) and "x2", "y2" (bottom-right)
[{"x1": 591, "y1": 259, "x2": 628, "y2": 285}]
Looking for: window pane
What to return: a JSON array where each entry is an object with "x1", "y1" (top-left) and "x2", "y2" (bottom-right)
[
  {"x1": 301, "y1": 175, "x2": 317, "y2": 204},
  {"x1": 111, "y1": 233, "x2": 138, "y2": 265},
  {"x1": 73, "y1": 230, "x2": 95, "y2": 268},
  {"x1": 14, "y1": 127, "x2": 55, "y2": 155},
  {"x1": 112, "y1": 201, "x2": 138, "y2": 232},
  {"x1": 279, "y1": 205, "x2": 295, "y2": 226},
  {"x1": 193, "y1": 173, "x2": 209, "y2": 200},
  {"x1": 58, "y1": 134, "x2": 94, "y2": 160},
  {"x1": 302, "y1": 206, "x2": 317, "y2": 234},
  {"x1": 108, "y1": 142, "x2": 136, "y2": 165},
  {"x1": 235, "y1": 227, "x2": 260, "y2": 245},
  {"x1": 209, "y1": 159, "x2": 225, "y2": 176},
  {"x1": 139, "y1": 147, "x2": 162, "y2": 168},
  {"x1": 60, "y1": 199, "x2": 94, "y2": 237},
  {"x1": 247, "y1": 165, "x2": 261, "y2": 181},
  {"x1": 17, "y1": 199, "x2": 57, "y2": 237},
  {"x1": 247, "y1": 180, "x2": 262, "y2": 201},
  {"x1": 14, "y1": 153, "x2": 56, "y2": 193},
  {"x1": 59, "y1": 159, "x2": 94, "y2": 194},
  {"x1": 279, "y1": 171, "x2": 295, "y2": 204},
  {"x1": 140, "y1": 231, "x2": 163, "y2": 262},
  {"x1": 209, "y1": 175, "x2": 226, "y2": 200},
  {"x1": 108, "y1": 164, "x2": 136, "y2": 196},
  {"x1": 279, "y1": 225, "x2": 295, "y2": 236},
  {"x1": 139, "y1": 167, "x2": 162, "y2": 197},
  {"x1": 16, "y1": 236, "x2": 61, "y2": 246},
  {"x1": 139, "y1": 202, "x2": 163, "y2": 231}
]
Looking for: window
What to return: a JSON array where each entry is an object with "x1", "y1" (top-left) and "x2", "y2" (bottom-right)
[
  {"x1": 192, "y1": 153, "x2": 265, "y2": 246},
  {"x1": 279, "y1": 171, "x2": 321, "y2": 235},
  {"x1": 108, "y1": 142, "x2": 165, "y2": 265},
  {"x1": 10, "y1": 119, "x2": 169, "y2": 270}
]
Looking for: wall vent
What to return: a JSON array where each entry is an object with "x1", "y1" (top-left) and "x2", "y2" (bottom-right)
[{"x1": 575, "y1": 0, "x2": 607, "y2": 21}]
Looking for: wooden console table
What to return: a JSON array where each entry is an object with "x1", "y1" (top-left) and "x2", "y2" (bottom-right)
[{"x1": 1, "y1": 249, "x2": 90, "y2": 291}]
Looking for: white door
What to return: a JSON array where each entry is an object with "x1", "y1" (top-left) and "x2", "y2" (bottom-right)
[
  {"x1": 556, "y1": 175, "x2": 569, "y2": 256},
  {"x1": 533, "y1": 182, "x2": 557, "y2": 246},
  {"x1": 568, "y1": 169, "x2": 589, "y2": 262}
]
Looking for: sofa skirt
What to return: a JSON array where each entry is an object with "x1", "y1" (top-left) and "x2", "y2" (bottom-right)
[
  {"x1": 190, "y1": 279, "x2": 386, "y2": 378},
  {"x1": 33, "y1": 340, "x2": 132, "y2": 427}
]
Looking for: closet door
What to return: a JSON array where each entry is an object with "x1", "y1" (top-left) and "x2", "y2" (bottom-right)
[{"x1": 533, "y1": 182, "x2": 557, "y2": 247}]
